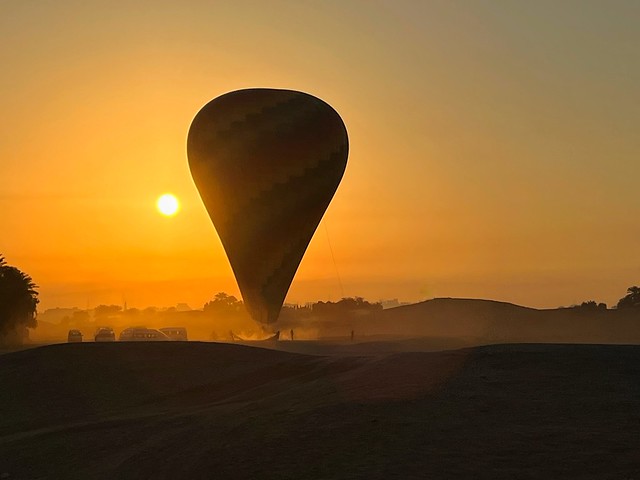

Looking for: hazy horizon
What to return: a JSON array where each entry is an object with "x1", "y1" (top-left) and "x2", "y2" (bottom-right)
[
  {"x1": 31, "y1": 288, "x2": 630, "y2": 315},
  {"x1": 2, "y1": 1, "x2": 639, "y2": 312}
]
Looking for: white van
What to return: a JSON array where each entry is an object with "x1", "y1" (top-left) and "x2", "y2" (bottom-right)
[
  {"x1": 119, "y1": 327, "x2": 170, "y2": 342},
  {"x1": 159, "y1": 327, "x2": 188, "y2": 341}
]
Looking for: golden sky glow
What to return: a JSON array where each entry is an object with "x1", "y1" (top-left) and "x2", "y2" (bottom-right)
[{"x1": 1, "y1": 1, "x2": 639, "y2": 311}]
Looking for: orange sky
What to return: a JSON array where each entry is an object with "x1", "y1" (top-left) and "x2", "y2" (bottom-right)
[{"x1": 2, "y1": 1, "x2": 639, "y2": 311}]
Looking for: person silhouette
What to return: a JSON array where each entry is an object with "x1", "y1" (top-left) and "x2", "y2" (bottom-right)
[
  {"x1": 290, "y1": 329, "x2": 294, "y2": 341},
  {"x1": 350, "y1": 330, "x2": 354, "y2": 342}
]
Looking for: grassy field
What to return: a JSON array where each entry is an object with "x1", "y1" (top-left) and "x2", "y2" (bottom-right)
[{"x1": 1, "y1": 341, "x2": 640, "y2": 479}]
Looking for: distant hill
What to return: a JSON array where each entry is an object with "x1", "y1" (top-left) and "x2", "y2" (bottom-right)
[{"x1": 341, "y1": 298, "x2": 640, "y2": 345}]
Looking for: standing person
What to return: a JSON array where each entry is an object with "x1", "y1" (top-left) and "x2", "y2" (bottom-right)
[
  {"x1": 350, "y1": 330, "x2": 354, "y2": 342},
  {"x1": 290, "y1": 329, "x2": 294, "y2": 341}
]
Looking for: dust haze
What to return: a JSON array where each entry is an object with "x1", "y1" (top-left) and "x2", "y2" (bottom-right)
[{"x1": 30, "y1": 287, "x2": 640, "y2": 351}]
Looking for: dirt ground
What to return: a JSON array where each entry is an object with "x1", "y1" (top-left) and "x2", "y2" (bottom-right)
[{"x1": 1, "y1": 341, "x2": 640, "y2": 479}]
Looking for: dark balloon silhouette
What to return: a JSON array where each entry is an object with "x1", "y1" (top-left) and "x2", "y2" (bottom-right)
[{"x1": 188, "y1": 89, "x2": 349, "y2": 324}]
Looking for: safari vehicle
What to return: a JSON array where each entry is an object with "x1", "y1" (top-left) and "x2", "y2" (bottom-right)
[
  {"x1": 67, "y1": 329, "x2": 83, "y2": 343},
  {"x1": 94, "y1": 327, "x2": 115, "y2": 342},
  {"x1": 159, "y1": 327, "x2": 188, "y2": 341},
  {"x1": 119, "y1": 327, "x2": 170, "y2": 342}
]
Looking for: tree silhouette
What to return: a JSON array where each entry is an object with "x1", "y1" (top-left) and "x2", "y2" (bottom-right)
[
  {"x1": 575, "y1": 301, "x2": 607, "y2": 311},
  {"x1": 311, "y1": 297, "x2": 382, "y2": 317},
  {"x1": 0, "y1": 255, "x2": 39, "y2": 344},
  {"x1": 93, "y1": 304, "x2": 123, "y2": 320},
  {"x1": 617, "y1": 286, "x2": 640, "y2": 309},
  {"x1": 203, "y1": 292, "x2": 249, "y2": 325},
  {"x1": 204, "y1": 292, "x2": 243, "y2": 313}
]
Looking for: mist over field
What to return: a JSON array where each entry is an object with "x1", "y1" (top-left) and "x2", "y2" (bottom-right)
[{"x1": 30, "y1": 292, "x2": 640, "y2": 349}]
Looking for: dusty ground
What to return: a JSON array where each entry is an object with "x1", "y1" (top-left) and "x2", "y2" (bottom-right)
[{"x1": 1, "y1": 341, "x2": 640, "y2": 479}]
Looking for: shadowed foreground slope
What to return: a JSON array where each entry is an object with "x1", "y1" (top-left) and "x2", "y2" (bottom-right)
[{"x1": 1, "y1": 342, "x2": 640, "y2": 479}]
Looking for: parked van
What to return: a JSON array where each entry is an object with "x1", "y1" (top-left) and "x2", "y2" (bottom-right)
[
  {"x1": 67, "y1": 329, "x2": 83, "y2": 343},
  {"x1": 119, "y1": 327, "x2": 170, "y2": 342},
  {"x1": 94, "y1": 327, "x2": 115, "y2": 342},
  {"x1": 159, "y1": 327, "x2": 188, "y2": 341}
]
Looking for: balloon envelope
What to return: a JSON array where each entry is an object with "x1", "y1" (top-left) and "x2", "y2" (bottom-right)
[{"x1": 188, "y1": 89, "x2": 349, "y2": 324}]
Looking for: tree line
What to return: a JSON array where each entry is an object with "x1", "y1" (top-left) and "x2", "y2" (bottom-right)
[
  {"x1": 574, "y1": 287, "x2": 640, "y2": 311},
  {"x1": 2, "y1": 254, "x2": 640, "y2": 345}
]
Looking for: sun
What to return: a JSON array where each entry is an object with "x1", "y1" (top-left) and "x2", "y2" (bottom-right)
[{"x1": 156, "y1": 194, "x2": 180, "y2": 216}]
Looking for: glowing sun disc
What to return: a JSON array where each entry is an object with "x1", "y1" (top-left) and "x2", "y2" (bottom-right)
[{"x1": 157, "y1": 194, "x2": 179, "y2": 216}]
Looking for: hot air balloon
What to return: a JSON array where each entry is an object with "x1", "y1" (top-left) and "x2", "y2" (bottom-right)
[{"x1": 188, "y1": 89, "x2": 348, "y2": 324}]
